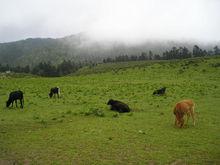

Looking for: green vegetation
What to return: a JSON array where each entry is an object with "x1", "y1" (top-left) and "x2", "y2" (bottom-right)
[
  {"x1": 0, "y1": 57, "x2": 220, "y2": 164},
  {"x1": 0, "y1": 33, "x2": 219, "y2": 67},
  {"x1": 103, "y1": 45, "x2": 216, "y2": 63}
]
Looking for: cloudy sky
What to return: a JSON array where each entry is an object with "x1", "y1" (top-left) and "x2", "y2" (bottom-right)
[{"x1": 0, "y1": 0, "x2": 219, "y2": 43}]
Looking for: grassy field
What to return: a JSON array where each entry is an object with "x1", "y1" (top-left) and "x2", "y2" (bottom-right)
[{"x1": 0, "y1": 57, "x2": 220, "y2": 164}]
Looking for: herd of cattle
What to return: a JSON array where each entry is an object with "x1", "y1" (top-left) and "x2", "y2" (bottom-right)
[{"x1": 5, "y1": 87, "x2": 195, "y2": 128}]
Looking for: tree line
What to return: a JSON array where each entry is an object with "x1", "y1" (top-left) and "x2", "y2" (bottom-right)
[
  {"x1": 1, "y1": 45, "x2": 220, "y2": 76},
  {"x1": 103, "y1": 45, "x2": 220, "y2": 63},
  {"x1": 0, "y1": 60, "x2": 85, "y2": 77}
]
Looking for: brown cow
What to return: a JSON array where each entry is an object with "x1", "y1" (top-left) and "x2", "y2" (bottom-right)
[{"x1": 173, "y1": 99, "x2": 195, "y2": 128}]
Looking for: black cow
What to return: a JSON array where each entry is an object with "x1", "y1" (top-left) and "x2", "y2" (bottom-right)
[
  {"x1": 107, "y1": 99, "x2": 131, "y2": 113},
  {"x1": 49, "y1": 87, "x2": 60, "y2": 98},
  {"x1": 6, "y1": 90, "x2": 24, "y2": 108},
  {"x1": 153, "y1": 87, "x2": 166, "y2": 95}
]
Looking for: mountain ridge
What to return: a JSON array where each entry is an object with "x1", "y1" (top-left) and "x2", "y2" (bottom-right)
[{"x1": 0, "y1": 33, "x2": 219, "y2": 66}]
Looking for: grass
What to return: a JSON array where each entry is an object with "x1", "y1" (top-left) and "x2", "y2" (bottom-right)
[{"x1": 0, "y1": 56, "x2": 220, "y2": 164}]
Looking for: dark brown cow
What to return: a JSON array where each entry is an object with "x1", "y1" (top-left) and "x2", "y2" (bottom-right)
[
  {"x1": 6, "y1": 90, "x2": 24, "y2": 108},
  {"x1": 107, "y1": 99, "x2": 131, "y2": 113}
]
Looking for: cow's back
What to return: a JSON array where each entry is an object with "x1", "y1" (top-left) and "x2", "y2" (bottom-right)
[
  {"x1": 174, "y1": 100, "x2": 194, "y2": 114},
  {"x1": 9, "y1": 91, "x2": 23, "y2": 100}
]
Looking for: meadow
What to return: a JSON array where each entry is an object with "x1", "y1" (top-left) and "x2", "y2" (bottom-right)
[{"x1": 0, "y1": 57, "x2": 220, "y2": 164}]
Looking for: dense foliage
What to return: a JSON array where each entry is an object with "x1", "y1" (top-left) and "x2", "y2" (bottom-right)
[
  {"x1": 1, "y1": 40, "x2": 220, "y2": 77},
  {"x1": 1, "y1": 33, "x2": 219, "y2": 67},
  {"x1": 0, "y1": 60, "x2": 85, "y2": 77},
  {"x1": 103, "y1": 45, "x2": 220, "y2": 63}
]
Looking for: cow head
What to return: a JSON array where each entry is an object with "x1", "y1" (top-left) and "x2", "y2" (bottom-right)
[
  {"x1": 49, "y1": 92, "x2": 53, "y2": 98},
  {"x1": 107, "y1": 99, "x2": 114, "y2": 105},
  {"x1": 6, "y1": 100, "x2": 11, "y2": 107}
]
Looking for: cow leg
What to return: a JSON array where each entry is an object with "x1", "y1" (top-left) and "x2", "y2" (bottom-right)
[
  {"x1": 174, "y1": 117, "x2": 178, "y2": 126},
  {"x1": 15, "y1": 100, "x2": 18, "y2": 107},
  {"x1": 119, "y1": 108, "x2": 123, "y2": 113},
  {"x1": 192, "y1": 115, "x2": 195, "y2": 126},
  {"x1": 180, "y1": 118, "x2": 184, "y2": 128},
  {"x1": 190, "y1": 108, "x2": 195, "y2": 126},
  {"x1": 20, "y1": 99, "x2": 23, "y2": 108},
  {"x1": 58, "y1": 88, "x2": 61, "y2": 98},
  {"x1": 186, "y1": 113, "x2": 190, "y2": 125},
  {"x1": 175, "y1": 113, "x2": 182, "y2": 127}
]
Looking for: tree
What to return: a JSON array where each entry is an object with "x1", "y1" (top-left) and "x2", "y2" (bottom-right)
[
  {"x1": 154, "y1": 54, "x2": 161, "y2": 60},
  {"x1": 193, "y1": 45, "x2": 201, "y2": 57},
  {"x1": 23, "y1": 65, "x2": 30, "y2": 73},
  {"x1": 171, "y1": 47, "x2": 179, "y2": 59},
  {"x1": 193, "y1": 45, "x2": 207, "y2": 57},
  {"x1": 214, "y1": 46, "x2": 220, "y2": 55},
  {"x1": 139, "y1": 52, "x2": 147, "y2": 60},
  {"x1": 162, "y1": 51, "x2": 169, "y2": 60},
  {"x1": 115, "y1": 55, "x2": 129, "y2": 62},
  {"x1": 182, "y1": 47, "x2": 191, "y2": 59},
  {"x1": 130, "y1": 55, "x2": 138, "y2": 61},
  {"x1": 57, "y1": 60, "x2": 78, "y2": 75},
  {"x1": 32, "y1": 62, "x2": 57, "y2": 77},
  {"x1": 104, "y1": 57, "x2": 113, "y2": 63},
  {"x1": 149, "y1": 50, "x2": 153, "y2": 60}
]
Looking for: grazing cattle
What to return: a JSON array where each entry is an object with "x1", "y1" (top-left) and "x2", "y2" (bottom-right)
[
  {"x1": 49, "y1": 87, "x2": 60, "y2": 98},
  {"x1": 6, "y1": 90, "x2": 24, "y2": 108},
  {"x1": 153, "y1": 87, "x2": 166, "y2": 95},
  {"x1": 173, "y1": 99, "x2": 195, "y2": 128},
  {"x1": 107, "y1": 99, "x2": 131, "y2": 113}
]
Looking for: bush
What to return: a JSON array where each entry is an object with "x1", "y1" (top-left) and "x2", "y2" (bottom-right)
[
  {"x1": 84, "y1": 108, "x2": 105, "y2": 117},
  {"x1": 178, "y1": 69, "x2": 184, "y2": 74},
  {"x1": 39, "y1": 119, "x2": 47, "y2": 127},
  {"x1": 112, "y1": 113, "x2": 119, "y2": 118},
  {"x1": 33, "y1": 115, "x2": 40, "y2": 120},
  {"x1": 211, "y1": 63, "x2": 220, "y2": 68}
]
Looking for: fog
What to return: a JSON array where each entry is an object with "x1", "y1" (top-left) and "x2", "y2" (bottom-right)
[{"x1": 0, "y1": 0, "x2": 219, "y2": 43}]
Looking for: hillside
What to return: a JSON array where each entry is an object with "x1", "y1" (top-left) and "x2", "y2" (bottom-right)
[
  {"x1": 74, "y1": 56, "x2": 220, "y2": 75},
  {"x1": 0, "y1": 57, "x2": 219, "y2": 164},
  {"x1": 0, "y1": 33, "x2": 219, "y2": 67}
]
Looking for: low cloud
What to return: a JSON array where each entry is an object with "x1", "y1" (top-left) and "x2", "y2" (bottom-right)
[{"x1": 0, "y1": 0, "x2": 219, "y2": 43}]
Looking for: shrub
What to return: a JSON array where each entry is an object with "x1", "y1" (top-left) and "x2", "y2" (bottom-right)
[
  {"x1": 178, "y1": 69, "x2": 184, "y2": 74},
  {"x1": 84, "y1": 108, "x2": 105, "y2": 117},
  {"x1": 33, "y1": 115, "x2": 40, "y2": 120},
  {"x1": 66, "y1": 110, "x2": 72, "y2": 114},
  {"x1": 211, "y1": 63, "x2": 220, "y2": 68},
  {"x1": 40, "y1": 119, "x2": 47, "y2": 127},
  {"x1": 112, "y1": 113, "x2": 119, "y2": 118}
]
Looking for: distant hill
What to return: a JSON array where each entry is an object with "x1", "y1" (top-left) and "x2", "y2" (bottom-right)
[{"x1": 0, "y1": 33, "x2": 219, "y2": 67}]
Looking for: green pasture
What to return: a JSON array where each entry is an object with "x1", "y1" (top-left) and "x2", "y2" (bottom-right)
[{"x1": 0, "y1": 57, "x2": 220, "y2": 164}]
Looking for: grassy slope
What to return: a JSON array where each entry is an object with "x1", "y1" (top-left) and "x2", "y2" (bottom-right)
[{"x1": 0, "y1": 57, "x2": 220, "y2": 164}]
